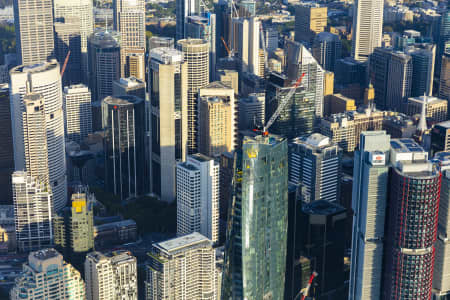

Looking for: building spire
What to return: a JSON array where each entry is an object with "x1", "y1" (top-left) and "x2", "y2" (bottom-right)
[{"x1": 417, "y1": 93, "x2": 428, "y2": 133}]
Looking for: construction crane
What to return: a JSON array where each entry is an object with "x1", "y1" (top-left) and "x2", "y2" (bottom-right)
[
  {"x1": 255, "y1": 72, "x2": 306, "y2": 136},
  {"x1": 221, "y1": 37, "x2": 233, "y2": 58},
  {"x1": 300, "y1": 271, "x2": 318, "y2": 300},
  {"x1": 60, "y1": 50, "x2": 71, "y2": 78}
]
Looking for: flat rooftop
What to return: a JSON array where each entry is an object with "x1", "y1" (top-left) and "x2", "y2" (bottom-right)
[{"x1": 155, "y1": 232, "x2": 210, "y2": 253}]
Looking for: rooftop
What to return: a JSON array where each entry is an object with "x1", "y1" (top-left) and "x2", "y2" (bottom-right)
[
  {"x1": 150, "y1": 47, "x2": 183, "y2": 64},
  {"x1": 103, "y1": 95, "x2": 143, "y2": 106},
  {"x1": 31, "y1": 248, "x2": 59, "y2": 261},
  {"x1": 155, "y1": 232, "x2": 210, "y2": 253},
  {"x1": 302, "y1": 200, "x2": 346, "y2": 216},
  {"x1": 11, "y1": 59, "x2": 59, "y2": 75},
  {"x1": 117, "y1": 77, "x2": 145, "y2": 88},
  {"x1": 89, "y1": 28, "x2": 120, "y2": 48}
]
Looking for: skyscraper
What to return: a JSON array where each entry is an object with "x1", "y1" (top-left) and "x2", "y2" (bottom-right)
[
  {"x1": 265, "y1": 72, "x2": 316, "y2": 138},
  {"x1": 436, "y1": 10, "x2": 450, "y2": 77},
  {"x1": 53, "y1": 192, "x2": 94, "y2": 265},
  {"x1": 440, "y1": 51, "x2": 450, "y2": 101},
  {"x1": 54, "y1": 17, "x2": 82, "y2": 85},
  {"x1": 63, "y1": 84, "x2": 92, "y2": 144},
  {"x1": 13, "y1": 0, "x2": 54, "y2": 65},
  {"x1": 198, "y1": 96, "x2": 232, "y2": 158},
  {"x1": 113, "y1": 0, "x2": 146, "y2": 80},
  {"x1": 285, "y1": 40, "x2": 324, "y2": 117},
  {"x1": 87, "y1": 28, "x2": 121, "y2": 101},
  {"x1": 349, "y1": 131, "x2": 390, "y2": 300},
  {"x1": 176, "y1": 154, "x2": 219, "y2": 244},
  {"x1": 85, "y1": 250, "x2": 138, "y2": 300},
  {"x1": 177, "y1": 39, "x2": 209, "y2": 154},
  {"x1": 0, "y1": 85, "x2": 14, "y2": 205},
  {"x1": 294, "y1": 3, "x2": 327, "y2": 45},
  {"x1": 383, "y1": 139, "x2": 440, "y2": 300},
  {"x1": 232, "y1": 17, "x2": 261, "y2": 77},
  {"x1": 312, "y1": 32, "x2": 342, "y2": 72},
  {"x1": 198, "y1": 81, "x2": 237, "y2": 156},
  {"x1": 10, "y1": 249, "x2": 85, "y2": 300},
  {"x1": 10, "y1": 60, "x2": 67, "y2": 211},
  {"x1": 222, "y1": 134, "x2": 289, "y2": 299},
  {"x1": 113, "y1": 77, "x2": 146, "y2": 100},
  {"x1": 238, "y1": 93, "x2": 265, "y2": 130},
  {"x1": 145, "y1": 233, "x2": 217, "y2": 300},
  {"x1": 102, "y1": 95, "x2": 146, "y2": 201},
  {"x1": 352, "y1": 0, "x2": 384, "y2": 61},
  {"x1": 431, "y1": 121, "x2": 450, "y2": 155},
  {"x1": 369, "y1": 48, "x2": 412, "y2": 111},
  {"x1": 185, "y1": 13, "x2": 217, "y2": 81},
  {"x1": 289, "y1": 133, "x2": 341, "y2": 203},
  {"x1": 54, "y1": 0, "x2": 94, "y2": 82},
  {"x1": 149, "y1": 47, "x2": 188, "y2": 203},
  {"x1": 176, "y1": 0, "x2": 203, "y2": 40},
  {"x1": 432, "y1": 152, "x2": 450, "y2": 299},
  {"x1": 12, "y1": 171, "x2": 52, "y2": 253},
  {"x1": 406, "y1": 44, "x2": 436, "y2": 97}
]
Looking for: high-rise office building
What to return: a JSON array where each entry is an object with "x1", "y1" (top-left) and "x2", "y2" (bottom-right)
[
  {"x1": 294, "y1": 3, "x2": 327, "y2": 45},
  {"x1": 149, "y1": 47, "x2": 188, "y2": 203},
  {"x1": 102, "y1": 95, "x2": 146, "y2": 201},
  {"x1": 145, "y1": 233, "x2": 217, "y2": 300},
  {"x1": 406, "y1": 95, "x2": 448, "y2": 123},
  {"x1": 222, "y1": 134, "x2": 289, "y2": 299},
  {"x1": 298, "y1": 200, "x2": 347, "y2": 299},
  {"x1": 289, "y1": 133, "x2": 341, "y2": 203},
  {"x1": 436, "y1": 10, "x2": 450, "y2": 77},
  {"x1": 13, "y1": 0, "x2": 54, "y2": 65},
  {"x1": 232, "y1": 17, "x2": 261, "y2": 77},
  {"x1": 312, "y1": 32, "x2": 342, "y2": 72},
  {"x1": 431, "y1": 121, "x2": 450, "y2": 155},
  {"x1": 176, "y1": 0, "x2": 203, "y2": 40},
  {"x1": 21, "y1": 93, "x2": 49, "y2": 186},
  {"x1": 348, "y1": 131, "x2": 391, "y2": 300},
  {"x1": 433, "y1": 152, "x2": 450, "y2": 299},
  {"x1": 238, "y1": 93, "x2": 265, "y2": 130},
  {"x1": 10, "y1": 60, "x2": 67, "y2": 211},
  {"x1": 405, "y1": 44, "x2": 436, "y2": 97},
  {"x1": 185, "y1": 13, "x2": 217, "y2": 81},
  {"x1": 10, "y1": 249, "x2": 85, "y2": 300},
  {"x1": 263, "y1": 25, "x2": 279, "y2": 52},
  {"x1": 176, "y1": 154, "x2": 219, "y2": 244},
  {"x1": 53, "y1": 192, "x2": 94, "y2": 265},
  {"x1": 199, "y1": 81, "x2": 237, "y2": 156},
  {"x1": 63, "y1": 84, "x2": 92, "y2": 144},
  {"x1": 177, "y1": 39, "x2": 209, "y2": 154},
  {"x1": 440, "y1": 51, "x2": 450, "y2": 101},
  {"x1": 383, "y1": 139, "x2": 440, "y2": 300},
  {"x1": 266, "y1": 72, "x2": 316, "y2": 138},
  {"x1": 54, "y1": 0, "x2": 94, "y2": 82},
  {"x1": 0, "y1": 85, "x2": 14, "y2": 205},
  {"x1": 352, "y1": 0, "x2": 384, "y2": 61},
  {"x1": 87, "y1": 28, "x2": 121, "y2": 101},
  {"x1": 12, "y1": 171, "x2": 52, "y2": 253},
  {"x1": 285, "y1": 40, "x2": 324, "y2": 117},
  {"x1": 113, "y1": 0, "x2": 146, "y2": 80},
  {"x1": 198, "y1": 96, "x2": 232, "y2": 158},
  {"x1": 85, "y1": 250, "x2": 138, "y2": 300},
  {"x1": 369, "y1": 48, "x2": 412, "y2": 111},
  {"x1": 113, "y1": 77, "x2": 146, "y2": 100},
  {"x1": 54, "y1": 17, "x2": 82, "y2": 86}
]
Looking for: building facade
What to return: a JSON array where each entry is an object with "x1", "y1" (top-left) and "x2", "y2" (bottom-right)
[
  {"x1": 102, "y1": 95, "x2": 146, "y2": 201},
  {"x1": 0, "y1": 85, "x2": 13, "y2": 205},
  {"x1": 294, "y1": 3, "x2": 327, "y2": 44},
  {"x1": 10, "y1": 60, "x2": 67, "y2": 211},
  {"x1": 312, "y1": 32, "x2": 341, "y2": 72},
  {"x1": 149, "y1": 47, "x2": 188, "y2": 202},
  {"x1": 10, "y1": 249, "x2": 85, "y2": 300},
  {"x1": 176, "y1": 154, "x2": 219, "y2": 244},
  {"x1": 63, "y1": 84, "x2": 92, "y2": 144}
]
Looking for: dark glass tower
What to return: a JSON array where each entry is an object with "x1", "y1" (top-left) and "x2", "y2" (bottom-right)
[
  {"x1": 222, "y1": 134, "x2": 289, "y2": 300},
  {"x1": 102, "y1": 95, "x2": 146, "y2": 201}
]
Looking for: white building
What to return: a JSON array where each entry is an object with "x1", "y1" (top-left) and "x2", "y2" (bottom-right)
[
  {"x1": 85, "y1": 250, "x2": 138, "y2": 300},
  {"x1": 12, "y1": 171, "x2": 52, "y2": 253},
  {"x1": 352, "y1": 0, "x2": 384, "y2": 61},
  {"x1": 10, "y1": 248, "x2": 85, "y2": 300},
  {"x1": 145, "y1": 233, "x2": 217, "y2": 300},
  {"x1": 232, "y1": 17, "x2": 261, "y2": 77},
  {"x1": 13, "y1": 0, "x2": 54, "y2": 65},
  {"x1": 176, "y1": 154, "x2": 219, "y2": 244},
  {"x1": 10, "y1": 60, "x2": 67, "y2": 211},
  {"x1": 63, "y1": 84, "x2": 93, "y2": 144},
  {"x1": 54, "y1": 0, "x2": 94, "y2": 82}
]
